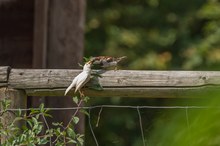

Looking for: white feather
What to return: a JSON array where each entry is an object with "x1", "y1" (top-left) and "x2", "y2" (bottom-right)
[
  {"x1": 74, "y1": 72, "x2": 91, "y2": 92},
  {"x1": 64, "y1": 62, "x2": 92, "y2": 96},
  {"x1": 64, "y1": 77, "x2": 77, "y2": 95}
]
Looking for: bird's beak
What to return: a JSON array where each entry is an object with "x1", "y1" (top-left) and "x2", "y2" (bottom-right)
[{"x1": 87, "y1": 60, "x2": 92, "y2": 64}]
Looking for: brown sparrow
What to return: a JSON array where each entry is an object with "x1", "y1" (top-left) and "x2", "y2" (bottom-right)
[{"x1": 90, "y1": 56, "x2": 126, "y2": 69}]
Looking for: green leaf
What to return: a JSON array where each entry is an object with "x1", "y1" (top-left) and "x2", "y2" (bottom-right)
[
  {"x1": 83, "y1": 57, "x2": 91, "y2": 62},
  {"x1": 73, "y1": 117, "x2": 80, "y2": 124},
  {"x1": 27, "y1": 120, "x2": 33, "y2": 128},
  {"x1": 72, "y1": 96, "x2": 79, "y2": 104},
  {"x1": 88, "y1": 84, "x2": 103, "y2": 91},
  {"x1": 78, "y1": 63, "x2": 83, "y2": 68},
  {"x1": 18, "y1": 109, "x2": 22, "y2": 116},
  {"x1": 66, "y1": 137, "x2": 77, "y2": 144},
  {"x1": 39, "y1": 138, "x2": 48, "y2": 144},
  {"x1": 91, "y1": 72, "x2": 103, "y2": 78},
  {"x1": 14, "y1": 117, "x2": 23, "y2": 122},
  {"x1": 82, "y1": 96, "x2": 90, "y2": 102},
  {"x1": 77, "y1": 136, "x2": 84, "y2": 146},
  {"x1": 55, "y1": 141, "x2": 65, "y2": 146},
  {"x1": 30, "y1": 109, "x2": 39, "y2": 115},
  {"x1": 54, "y1": 127, "x2": 61, "y2": 136},
  {"x1": 52, "y1": 122, "x2": 63, "y2": 127},
  {"x1": 44, "y1": 113, "x2": 52, "y2": 118},
  {"x1": 67, "y1": 127, "x2": 76, "y2": 138},
  {"x1": 80, "y1": 109, "x2": 89, "y2": 116},
  {"x1": 32, "y1": 117, "x2": 38, "y2": 126},
  {"x1": 39, "y1": 103, "x2": 45, "y2": 112}
]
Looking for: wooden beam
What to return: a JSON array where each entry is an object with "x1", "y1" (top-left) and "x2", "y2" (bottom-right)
[
  {"x1": 8, "y1": 69, "x2": 220, "y2": 88},
  {"x1": 0, "y1": 66, "x2": 10, "y2": 87},
  {"x1": 25, "y1": 86, "x2": 220, "y2": 98},
  {"x1": 6, "y1": 69, "x2": 220, "y2": 98}
]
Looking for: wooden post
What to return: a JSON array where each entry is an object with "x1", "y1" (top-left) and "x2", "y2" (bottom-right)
[
  {"x1": 33, "y1": 0, "x2": 49, "y2": 69},
  {"x1": 0, "y1": 88, "x2": 27, "y2": 144},
  {"x1": 45, "y1": 0, "x2": 86, "y2": 135}
]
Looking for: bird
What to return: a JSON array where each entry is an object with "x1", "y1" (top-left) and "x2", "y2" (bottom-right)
[
  {"x1": 64, "y1": 61, "x2": 92, "y2": 97},
  {"x1": 90, "y1": 56, "x2": 126, "y2": 70}
]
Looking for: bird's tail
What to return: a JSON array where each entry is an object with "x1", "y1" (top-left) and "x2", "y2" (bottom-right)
[{"x1": 64, "y1": 82, "x2": 76, "y2": 96}]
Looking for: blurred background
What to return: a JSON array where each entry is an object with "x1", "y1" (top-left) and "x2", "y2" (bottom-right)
[
  {"x1": 86, "y1": 0, "x2": 220, "y2": 70},
  {"x1": 1, "y1": 0, "x2": 220, "y2": 145},
  {"x1": 85, "y1": 0, "x2": 220, "y2": 145}
]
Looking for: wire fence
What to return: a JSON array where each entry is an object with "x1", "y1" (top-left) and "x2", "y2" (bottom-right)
[
  {"x1": 1, "y1": 105, "x2": 214, "y2": 112},
  {"x1": 1, "y1": 105, "x2": 219, "y2": 146}
]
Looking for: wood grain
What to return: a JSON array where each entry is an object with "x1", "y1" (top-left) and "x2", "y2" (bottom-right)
[
  {"x1": 0, "y1": 66, "x2": 10, "y2": 87},
  {"x1": 25, "y1": 86, "x2": 220, "y2": 98},
  {"x1": 8, "y1": 69, "x2": 220, "y2": 88},
  {"x1": 5, "y1": 69, "x2": 220, "y2": 98}
]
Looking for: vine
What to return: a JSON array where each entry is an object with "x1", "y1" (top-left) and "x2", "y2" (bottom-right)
[{"x1": 0, "y1": 97, "x2": 87, "y2": 146}]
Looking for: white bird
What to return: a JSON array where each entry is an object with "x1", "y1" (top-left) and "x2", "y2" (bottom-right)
[{"x1": 64, "y1": 61, "x2": 92, "y2": 97}]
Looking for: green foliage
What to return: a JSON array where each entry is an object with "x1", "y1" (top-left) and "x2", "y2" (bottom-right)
[
  {"x1": 0, "y1": 98, "x2": 85, "y2": 146},
  {"x1": 85, "y1": 0, "x2": 220, "y2": 145},
  {"x1": 86, "y1": 0, "x2": 220, "y2": 70},
  {"x1": 148, "y1": 98, "x2": 220, "y2": 146}
]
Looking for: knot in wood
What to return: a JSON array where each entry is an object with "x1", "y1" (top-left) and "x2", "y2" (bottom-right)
[{"x1": 117, "y1": 78, "x2": 123, "y2": 84}]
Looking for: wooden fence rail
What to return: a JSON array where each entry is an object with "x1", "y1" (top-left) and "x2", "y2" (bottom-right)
[{"x1": 1, "y1": 66, "x2": 220, "y2": 98}]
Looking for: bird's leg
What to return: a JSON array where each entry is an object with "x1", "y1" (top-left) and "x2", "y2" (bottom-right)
[{"x1": 79, "y1": 89, "x2": 85, "y2": 97}]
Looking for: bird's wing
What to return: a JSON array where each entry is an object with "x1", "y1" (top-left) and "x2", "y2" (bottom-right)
[
  {"x1": 64, "y1": 75, "x2": 79, "y2": 95},
  {"x1": 75, "y1": 72, "x2": 91, "y2": 93}
]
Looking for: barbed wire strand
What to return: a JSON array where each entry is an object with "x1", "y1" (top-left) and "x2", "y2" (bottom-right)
[
  {"x1": 89, "y1": 109, "x2": 99, "y2": 146},
  {"x1": 137, "y1": 107, "x2": 146, "y2": 146},
  {"x1": 1, "y1": 105, "x2": 214, "y2": 112}
]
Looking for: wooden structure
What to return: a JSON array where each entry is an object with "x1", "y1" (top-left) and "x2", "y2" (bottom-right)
[
  {"x1": 1, "y1": 66, "x2": 220, "y2": 143},
  {"x1": 0, "y1": 0, "x2": 86, "y2": 132},
  {"x1": 1, "y1": 66, "x2": 220, "y2": 98}
]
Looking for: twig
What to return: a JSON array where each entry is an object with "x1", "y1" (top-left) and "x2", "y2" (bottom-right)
[
  {"x1": 0, "y1": 110, "x2": 16, "y2": 116},
  {"x1": 96, "y1": 107, "x2": 103, "y2": 127},
  {"x1": 41, "y1": 113, "x2": 52, "y2": 146},
  {"x1": 52, "y1": 98, "x2": 83, "y2": 144},
  {"x1": 65, "y1": 99, "x2": 83, "y2": 129}
]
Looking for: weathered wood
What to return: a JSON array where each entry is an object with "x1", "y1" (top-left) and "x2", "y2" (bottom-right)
[
  {"x1": 0, "y1": 66, "x2": 10, "y2": 87},
  {"x1": 8, "y1": 69, "x2": 220, "y2": 88},
  {"x1": 45, "y1": 0, "x2": 86, "y2": 135},
  {"x1": 9, "y1": 69, "x2": 81, "y2": 88},
  {"x1": 25, "y1": 86, "x2": 220, "y2": 98},
  {"x1": 47, "y1": 0, "x2": 85, "y2": 68},
  {"x1": 0, "y1": 88, "x2": 27, "y2": 144},
  {"x1": 33, "y1": 0, "x2": 49, "y2": 68},
  {"x1": 7, "y1": 69, "x2": 220, "y2": 98},
  {"x1": 0, "y1": 66, "x2": 9, "y2": 82}
]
